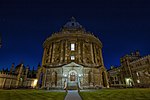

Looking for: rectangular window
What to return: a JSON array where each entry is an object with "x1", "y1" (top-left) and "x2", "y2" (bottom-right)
[
  {"x1": 137, "y1": 79, "x2": 140, "y2": 83},
  {"x1": 136, "y1": 72, "x2": 139, "y2": 76},
  {"x1": 71, "y1": 43, "x2": 75, "y2": 51},
  {"x1": 71, "y1": 56, "x2": 75, "y2": 60}
]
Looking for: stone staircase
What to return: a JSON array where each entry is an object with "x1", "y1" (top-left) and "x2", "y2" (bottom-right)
[{"x1": 67, "y1": 82, "x2": 78, "y2": 90}]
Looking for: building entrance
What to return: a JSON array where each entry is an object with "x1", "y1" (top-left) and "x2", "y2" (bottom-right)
[
  {"x1": 62, "y1": 62, "x2": 83, "y2": 90},
  {"x1": 70, "y1": 72, "x2": 76, "y2": 81}
]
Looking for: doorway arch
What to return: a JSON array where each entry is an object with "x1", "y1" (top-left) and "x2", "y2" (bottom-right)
[{"x1": 68, "y1": 70, "x2": 78, "y2": 82}]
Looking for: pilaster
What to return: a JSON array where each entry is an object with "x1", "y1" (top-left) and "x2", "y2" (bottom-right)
[
  {"x1": 43, "y1": 68, "x2": 47, "y2": 88},
  {"x1": 51, "y1": 43, "x2": 55, "y2": 63},
  {"x1": 93, "y1": 44, "x2": 98, "y2": 64},
  {"x1": 9, "y1": 79, "x2": 12, "y2": 88},
  {"x1": 91, "y1": 43, "x2": 94, "y2": 64},
  {"x1": 83, "y1": 42, "x2": 86, "y2": 63},
  {"x1": 48, "y1": 44, "x2": 52, "y2": 63},
  {"x1": 2, "y1": 78, "x2": 6, "y2": 88},
  {"x1": 77, "y1": 41, "x2": 81, "y2": 63},
  {"x1": 100, "y1": 49, "x2": 104, "y2": 66},
  {"x1": 42, "y1": 48, "x2": 46, "y2": 65},
  {"x1": 65, "y1": 40, "x2": 68, "y2": 63},
  {"x1": 60, "y1": 41, "x2": 64, "y2": 63}
]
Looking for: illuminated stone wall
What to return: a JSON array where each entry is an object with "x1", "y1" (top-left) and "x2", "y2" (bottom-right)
[
  {"x1": 42, "y1": 33, "x2": 103, "y2": 67},
  {"x1": 0, "y1": 64, "x2": 37, "y2": 89},
  {"x1": 129, "y1": 55, "x2": 150, "y2": 87},
  {"x1": 0, "y1": 73, "x2": 17, "y2": 88},
  {"x1": 108, "y1": 51, "x2": 150, "y2": 87},
  {"x1": 37, "y1": 18, "x2": 109, "y2": 89}
]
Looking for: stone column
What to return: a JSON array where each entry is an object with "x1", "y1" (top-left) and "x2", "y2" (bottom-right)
[
  {"x1": 100, "y1": 49, "x2": 104, "y2": 66},
  {"x1": 80, "y1": 41, "x2": 83, "y2": 63},
  {"x1": 50, "y1": 43, "x2": 54, "y2": 63},
  {"x1": 60, "y1": 41, "x2": 64, "y2": 63},
  {"x1": 43, "y1": 68, "x2": 47, "y2": 88},
  {"x1": 91, "y1": 43, "x2": 94, "y2": 64},
  {"x1": 83, "y1": 42, "x2": 86, "y2": 63},
  {"x1": 65, "y1": 40, "x2": 68, "y2": 63},
  {"x1": 77, "y1": 41, "x2": 80, "y2": 63},
  {"x1": 42, "y1": 48, "x2": 47, "y2": 65},
  {"x1": 104, "y1": 71, "x2": 109, "y2": 88},
  {"x1": 48, "y1": 44, "x2": 52, "y2": 63},
  {"x1": 99, "y1": 70, "x2": 102, "y2": 87},
  {"x1": 93, "y1": 44, "x2": 98, "y2": 64},
  {"x1": 9, "y1": 79, "x2": 12, "y2": 88},
  {"x1": 51, "y1": 43, "x2": 55, "y2": 63},
  {"x1": 2, "y1": 78, "x2": 6, "y2": 88}
]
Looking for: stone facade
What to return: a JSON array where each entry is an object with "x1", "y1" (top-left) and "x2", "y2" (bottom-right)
[
  {"x1": 108, "y1": 51, "x2": 150, "y2": 88},
  {"x1": 37, "y1": 17, "x2": 109, "y2": 89},
  {"x1": 0, "y1": 63, "x2": 37, "y2": 89}
]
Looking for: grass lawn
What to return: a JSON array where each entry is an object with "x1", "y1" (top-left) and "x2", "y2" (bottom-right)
[
  {"x1": 80, "y1": 88, "x2": 150, "y2": 100},
  {"x1": 0, "y1": 89, "x2": 66, "y2": 100}
]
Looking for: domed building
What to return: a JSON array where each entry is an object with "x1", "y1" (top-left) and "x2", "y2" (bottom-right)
[{"x1": 37, "y1": 17, "x2": 109, "y2": 89}]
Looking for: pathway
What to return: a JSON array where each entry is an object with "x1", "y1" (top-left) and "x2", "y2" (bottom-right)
[{"x1": 65, "y1": 90, "x2": 82, "y2": 100}]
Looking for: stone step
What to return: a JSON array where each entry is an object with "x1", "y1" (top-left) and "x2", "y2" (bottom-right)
[
  {"x1": 68, "y1": 83, "x2": 77, "y2": 86},
  {"x1": 67, "y1": 86, "x2": 78, "y2": 90}
]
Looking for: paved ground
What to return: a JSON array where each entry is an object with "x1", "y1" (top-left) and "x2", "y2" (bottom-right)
[{"x1": 65, "y1": 90, "x2": 82, "y2": 100}]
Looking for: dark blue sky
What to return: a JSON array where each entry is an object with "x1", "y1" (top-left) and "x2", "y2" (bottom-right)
[{"x1": 0, "y1": 0, "x2": 150, "y2": 70}]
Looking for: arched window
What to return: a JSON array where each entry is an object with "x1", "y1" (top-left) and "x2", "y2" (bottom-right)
[
  {"x1": 102, "y1": 72, "x2": 107, "y2": 87},
  {"x1": 88, "y1": 71, "x2": 92, "y2": 84},
  {"x1": 52, "y1": 71, "x2": 57, "y2": 86}
]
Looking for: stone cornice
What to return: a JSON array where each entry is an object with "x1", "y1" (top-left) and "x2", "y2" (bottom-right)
[
  {"x1": 43, "y1": 62, "x2": 102, "y2": 68},
  {"x1": 43, "y1": 32, "x2": 102, "y2": 48}
]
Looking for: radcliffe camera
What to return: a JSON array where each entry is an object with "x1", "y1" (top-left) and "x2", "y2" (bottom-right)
[{"x1": 0, "y1": 0, "x2": 150, "y2": 100}]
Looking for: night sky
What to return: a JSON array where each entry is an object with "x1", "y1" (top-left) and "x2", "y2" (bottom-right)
[{"x1": 0, "y1": 0, "x2": 150, "y2": 70}]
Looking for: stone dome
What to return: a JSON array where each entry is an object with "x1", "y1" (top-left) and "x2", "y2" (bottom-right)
[
  {"x1": 61, "y1": 17, "x2": 85, "y2": 32},
  {"x1": 37, "y1": 18, "x2": 109, "y2": 90},
  {"x1": 42, "y1": 18, "x2": 103, "y2": 67}
]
